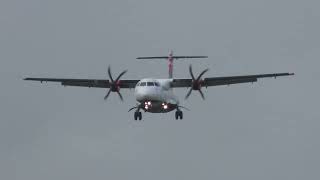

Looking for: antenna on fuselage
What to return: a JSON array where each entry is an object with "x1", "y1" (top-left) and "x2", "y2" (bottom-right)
[{"x1": 136, "y1": 50, "x2": 208, "y2": 78}]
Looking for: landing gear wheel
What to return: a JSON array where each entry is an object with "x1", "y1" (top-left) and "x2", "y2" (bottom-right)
[
  {"x1": 175, "y1": 111, "x2": 183, "y2": 120},
  {"x1": 134, "y1": 111, "x2": 142, "y2": 121},
  {"x1": 179, "y1": 111, "x2": 183, "y2": 120},
  {"x1": 138, "y1": 112, "x2": 142, "y2": 120},
  {"x1": 134, "y1": 112, "x2": 138, "y2": 120}
]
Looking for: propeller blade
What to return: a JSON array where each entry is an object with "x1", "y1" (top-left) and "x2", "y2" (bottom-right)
[
  {"x1": 115, "y1": 70, "x2": 128, "y2": 82},
  {"x1": 196, "y1": 68, "x2": 209, "y2": 81},
  {"x1": 104, "y1": 89, "x2": 112, "y2": 100},
  {"x1": 105, "y1": 66, "x2": 127, "y2": 101},
  {"x1": 108, "y1": 66, "x2": 114, "y2": 82},
  {"x1": 185, "y1": 88, "x2": 193, "y2": 99},
  {"x1": 186, "y1": 65, "x2": 208, "y2": 100},
  {"x1": 189, "y1": 65, "x2": 195, "y2": 80},
  {"x1": 199, "y1": 89, "x2": 205, "y2": 100},
  {"x1": 117, "y1": 91, "x2": 124, "y2": 101}
]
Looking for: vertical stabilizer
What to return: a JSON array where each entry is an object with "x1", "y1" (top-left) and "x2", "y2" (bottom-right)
[{"x1": 168, "y1": 50, "x2": 174, "y2": 78}]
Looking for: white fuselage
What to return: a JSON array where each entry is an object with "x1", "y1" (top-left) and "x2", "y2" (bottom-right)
[{"x1": 134, "y1": 78, "x2": 179, "y2": 113}]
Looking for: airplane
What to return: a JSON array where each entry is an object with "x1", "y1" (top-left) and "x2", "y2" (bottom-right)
[{"x1": 24, "y1": 51, "x2": 294, "y2": 120}]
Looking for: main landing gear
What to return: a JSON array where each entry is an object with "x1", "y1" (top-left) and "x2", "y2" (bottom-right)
[
  {"x1": 128, "y1": 106, "x2": 142, "y2": 121},
  {"x1": 134, "y1": 111, "x2": 142, "y2": 121},
  {"x1": 175, "y1": 110, "x2": 183, "y2": 120}
]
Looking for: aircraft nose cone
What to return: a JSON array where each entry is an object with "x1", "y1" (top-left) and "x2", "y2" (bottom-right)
[
  {"x1": 135, "y1": 90, "x2": 144, "y2": 101},
  {"x1": 135, "y1": 87, "x2": 158, "y2": 102}
]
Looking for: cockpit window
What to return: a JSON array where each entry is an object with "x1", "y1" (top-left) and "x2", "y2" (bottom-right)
[{"x1": 138, "y1": 81, "x2": 159, "y2": 87}]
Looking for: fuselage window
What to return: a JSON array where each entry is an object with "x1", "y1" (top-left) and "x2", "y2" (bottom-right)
[
  {"x1": 140, "y1": 82, "x2": 146, "y2": 86},
  {"x1": 154, "y1": 82, "x2": 160, "y2": 86},
  {"x1": 147, "y1": 82, "x2": 154, "y2": 86}
]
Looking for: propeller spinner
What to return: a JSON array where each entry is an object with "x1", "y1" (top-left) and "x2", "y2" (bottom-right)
[
  {"x1": 104, "y1": 66, "x2": 127, "y2": 101},
  {"x1": 185, "y1": 65, "x2": 209, "y2": 100}
]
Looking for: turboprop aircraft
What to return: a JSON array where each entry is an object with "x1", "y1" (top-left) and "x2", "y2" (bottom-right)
[{"x1": 24, "y1": 51, "x2": 294, "y2": 120}]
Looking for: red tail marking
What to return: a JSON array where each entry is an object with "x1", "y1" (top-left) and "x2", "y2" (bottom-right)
[{"x1": 168, "y1": 51, "x2": 173, "y2": 78}]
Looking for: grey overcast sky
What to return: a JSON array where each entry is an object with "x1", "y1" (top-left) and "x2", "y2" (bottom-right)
[{"x1": 1, "y1": 0, "x2": 319, "y2": 179}]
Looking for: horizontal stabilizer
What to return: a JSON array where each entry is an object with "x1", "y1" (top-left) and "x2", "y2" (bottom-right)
[
  {"x1": 137, "y1": 56, "x2": 208, "y2": 60},
  {"x1": 137, "y1": 51, "x2": 208, "y2": 78}
]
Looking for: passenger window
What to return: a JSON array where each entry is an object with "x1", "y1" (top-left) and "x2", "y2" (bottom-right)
[
  {"x1": 140, "y1": 82, "x2": 146, "y2": 86},
  {"x1": 154, "y1": 82, "x2": 160, "y2": 86},
  {"x1": 147, "y1": 82, "x2": 154, "y2": 86}
]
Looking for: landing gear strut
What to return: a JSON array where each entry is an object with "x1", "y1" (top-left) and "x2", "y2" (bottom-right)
[
  {"x1": 175, "y1": 110, "x2": 183, "y2": 120},
  {"x1": 134, "y1": 111, "x2": 142, "y2": 120}
]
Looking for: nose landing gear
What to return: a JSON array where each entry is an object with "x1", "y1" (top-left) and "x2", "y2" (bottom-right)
[{"x1": 175, "y1": 110, "x2": 183, "y2": 120}]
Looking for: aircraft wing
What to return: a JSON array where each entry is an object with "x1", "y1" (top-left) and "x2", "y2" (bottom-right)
[
  {"x1": 24, "y1": 78, "x2": 139, "y2": 89},
  {"x1": 172, "y1": 73, "x2": 294, "y2": 88}
]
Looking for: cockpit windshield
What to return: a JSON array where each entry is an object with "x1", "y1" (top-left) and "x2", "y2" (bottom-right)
[{"x1": 138, "y1": 81, "x2": 160, "y2": 87}]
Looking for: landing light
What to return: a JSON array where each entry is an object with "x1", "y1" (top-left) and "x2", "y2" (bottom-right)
[
  {"x1": 163, "y1": 104, "x2": 168, "y2": 110},
  {"x1": 145, "y1": 101, "x2": 152, "y2": 105},
  {"x1": 145, "y1": 105, "x2": 149, "y2": 110}
]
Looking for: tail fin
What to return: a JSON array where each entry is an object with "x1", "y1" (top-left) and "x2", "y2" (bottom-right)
[{"x1": 136, "y1": 51, "x2": 208, "y2": 78}]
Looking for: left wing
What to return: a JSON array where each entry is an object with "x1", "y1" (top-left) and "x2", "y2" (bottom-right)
[
  {"x1": 24, "y1": 78, "x2": 139, "y2": 89},
  {"x1": 172, "y1": 73, "x2": 294, "y2": 88}
]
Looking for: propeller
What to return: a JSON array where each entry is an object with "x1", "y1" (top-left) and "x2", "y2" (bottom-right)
[
  {"x1": 185, "y1": 65, "x2": 209, "y2": 100},
  {"x1": 104, "y1": 66, "x2": 127, "y2": 101}
]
